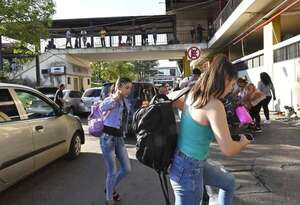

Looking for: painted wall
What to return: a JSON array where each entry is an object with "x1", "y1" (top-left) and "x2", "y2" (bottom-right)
[
  {"x1": 17, "y1": 53, "x2": 91, "y2": 90},
  {"x1": 238, "y1": 58, "x2": 300, "y2": 111}
]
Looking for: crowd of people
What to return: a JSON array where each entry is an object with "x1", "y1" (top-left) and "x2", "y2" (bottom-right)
[
  {"x1": 46, "y1": 27, "x2": 159, "y2": 50},
  {"x1": 231, "y1": 72, "x2": 276, "y2": 132},
  {"x1": 45, "y1": 23, "x2": 210, "y2": 51},
  {"x1": 94, "y1": 55, "x2": 260, "y2": 205},
  {"x1": 52, "y1": 54, "x2": 276, "y2": 205}
]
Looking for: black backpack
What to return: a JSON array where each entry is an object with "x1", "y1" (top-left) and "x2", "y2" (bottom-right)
[{"x1": 132, "y1": 88, "x2": 190, "y2": 205}]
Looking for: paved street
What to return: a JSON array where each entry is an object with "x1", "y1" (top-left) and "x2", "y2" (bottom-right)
[{"x1": 0, "y1": 116, "x2": 299, "y2": 205}]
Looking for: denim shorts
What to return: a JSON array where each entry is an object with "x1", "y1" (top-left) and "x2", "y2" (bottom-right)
[{"x1": 170, "y1": 150, "x2": 235, "y2": 205}]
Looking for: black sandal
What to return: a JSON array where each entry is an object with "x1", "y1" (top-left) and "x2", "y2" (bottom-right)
[
  {"x1": 113, "y1": 191, "x2": 121, "y2": 201},
  {"x1": 104, "y1": 189, "x2": 121, "y2": 201}
]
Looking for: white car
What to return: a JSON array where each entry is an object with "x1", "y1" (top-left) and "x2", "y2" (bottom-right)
[
  {"x1": 63, "y1": 90, "x2": 86, "y2": 115},
  {"x1": 81, "y1": 87, "x2": 102, "y2": 113},
  {"x1": 0, "y1": 83, "x2": 85, "y2": 192}
]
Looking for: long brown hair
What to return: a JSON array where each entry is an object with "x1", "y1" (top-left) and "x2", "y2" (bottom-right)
[{"x1": 190, "y1": 54, "x2": 237, "y2": 108}]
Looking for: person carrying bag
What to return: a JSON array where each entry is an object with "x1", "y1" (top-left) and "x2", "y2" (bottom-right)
[{"x1": 99, "y1": 77, "x2": 133, "y2": 205}]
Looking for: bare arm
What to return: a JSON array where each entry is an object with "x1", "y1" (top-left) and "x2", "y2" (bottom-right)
[
  {"x1": 173, "y1": 95, "x2": 186, "y2": 111},
  {"x1": 206, "y1": 99, "x2": 250, "y2": 156},
  {"x1": 271, "y1": 83, "x2": 276, "y2": 100}
]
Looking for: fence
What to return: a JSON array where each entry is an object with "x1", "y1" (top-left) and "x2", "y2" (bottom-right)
[{"x1": 212, "y1": 0, "x2": 243, "y2": 36}]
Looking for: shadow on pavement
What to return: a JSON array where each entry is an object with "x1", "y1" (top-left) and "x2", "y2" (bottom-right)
[{"x1": 0, "y1": 152, "x2": 174, "y2": 205}]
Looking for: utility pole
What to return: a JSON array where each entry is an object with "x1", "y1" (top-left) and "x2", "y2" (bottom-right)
[
  {"x1": 0, "y1": 35, "x2": 3, "y2": 71},
  {"x1": 35, "y1": 45, "x2": 40, "y2": 87}
]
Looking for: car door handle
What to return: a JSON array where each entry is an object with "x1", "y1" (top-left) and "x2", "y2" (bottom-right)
[{"x1": 35, "y1": 125, "x2": 44, "y2": 132}]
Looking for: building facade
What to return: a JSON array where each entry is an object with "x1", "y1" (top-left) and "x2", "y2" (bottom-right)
[{"x1": 15, "y1": 52, "x2": 91, "y2": 91}]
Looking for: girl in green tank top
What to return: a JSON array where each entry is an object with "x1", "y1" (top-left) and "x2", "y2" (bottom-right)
[{"x1": 170, "y1": 55, "x2": 251, "y2": 205}]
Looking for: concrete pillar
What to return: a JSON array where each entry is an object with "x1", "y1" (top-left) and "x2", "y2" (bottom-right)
[
  {"x1": 272, "y1": 16, "x2": 281, "y2": 44},
  {"x1": 263, "y1": 16, "x2": 281, "y2": 74},
  {"x1": 263, "y1": 16, "x2": 281, "y2": 110},
  {"x1": 183, "y1": 51, "x2": 191, "y2": 77}
]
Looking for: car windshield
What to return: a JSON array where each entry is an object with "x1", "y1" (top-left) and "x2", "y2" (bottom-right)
[
  {"x1": 128, "y1": 83, "x2": 156, "y2": 101},
  {"x1": 83, "y1": 89, "x2": 101, "y2": 97},
  {"x1": 69, "y1": 91, "x2": 82, "y2": 98}
]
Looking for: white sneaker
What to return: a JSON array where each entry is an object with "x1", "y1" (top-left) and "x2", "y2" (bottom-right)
[{"x1": 264, "y1": 120, "x2": 271, "y2": 124}]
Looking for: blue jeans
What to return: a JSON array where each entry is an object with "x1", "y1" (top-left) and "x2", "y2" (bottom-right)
[
  {"x1": 100, "y1": 133, "x2": 131, "y2": 201},
  {"x1": 170, "y1": 151, "x2": 235, "y2": 205}
]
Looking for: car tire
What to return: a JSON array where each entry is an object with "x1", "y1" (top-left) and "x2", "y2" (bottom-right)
[{"x1": 67, "y1": 132, "x2": 82, "y2": 160}]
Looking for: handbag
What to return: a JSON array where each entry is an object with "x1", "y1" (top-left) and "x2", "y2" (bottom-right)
[
  {"x1": 88, "y1": 103, "x2": 111, "y2": 137},
  {"x1": 235, "y1": 105, "x2": 253, "y2": 125}
]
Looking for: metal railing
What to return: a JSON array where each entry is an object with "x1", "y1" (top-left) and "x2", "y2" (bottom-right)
[
  {"x1": 176, "y1": 31, "x2": 209, "y2": 44},
  {"x1": 212, "y1": 0, "x2": 243, "y2": 36},
  {"x1": 42, "y1": 29, "x2": 209, "y2": 52},
  {"x1": 42, "y1": 33, "x2": 172, "y2": 51}
]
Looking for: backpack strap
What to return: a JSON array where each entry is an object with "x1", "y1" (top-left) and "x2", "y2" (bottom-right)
[
  {"x1": 170, "y1": 87, "x2": 191, "y2": 103},
  {"x1": 158, "y1": 171, "x2": 171, "y2": 205}
]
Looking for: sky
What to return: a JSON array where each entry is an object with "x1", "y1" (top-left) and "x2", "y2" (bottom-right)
[{"x1": 53, "y1": 0, "x2": 166, "y2": 19}]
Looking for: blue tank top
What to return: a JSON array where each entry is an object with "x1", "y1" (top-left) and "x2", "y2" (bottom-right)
[{"x1": 178, "y1": 106, "x2": 215, "y2": 160}]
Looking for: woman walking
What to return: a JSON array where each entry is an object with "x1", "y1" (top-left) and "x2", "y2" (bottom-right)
[
  {"x1": 243, "y1": 83, "x2": 266, "y2": 132},
  {"x1": 99, "y1": 77, "x2": 133, "y2": 205},
  {"x1": 171, "y1": 55, "x2": 251, "y2": 205},
  {"x1": 257, "y1": 72, "x2": 276, "y2": 124}
]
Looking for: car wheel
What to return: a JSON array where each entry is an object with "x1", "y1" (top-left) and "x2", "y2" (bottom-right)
[{"x1": 67, "y1": 132, "x2": 81, "y2": 160}]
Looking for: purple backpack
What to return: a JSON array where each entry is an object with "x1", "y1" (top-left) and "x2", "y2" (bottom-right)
[
  {"x1": 88, "y1": 103, "x2": 110, "y2": 137},
  {"x1": 235, "y1": 105, "x2": 253, "y2": 125}
]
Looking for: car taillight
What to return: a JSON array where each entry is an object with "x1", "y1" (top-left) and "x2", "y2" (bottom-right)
[{"x1": 141, "y1": 100, "x2": 149, "y2": 108}]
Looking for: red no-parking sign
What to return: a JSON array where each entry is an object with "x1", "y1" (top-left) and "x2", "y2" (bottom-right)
[{"x1": 187, "y1": 47, "x2": 201, "y2": 60}]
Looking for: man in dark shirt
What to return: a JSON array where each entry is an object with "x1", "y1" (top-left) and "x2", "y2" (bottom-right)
[{"x1": 54, "y1": 84, "x2": 65, "y2": 108}]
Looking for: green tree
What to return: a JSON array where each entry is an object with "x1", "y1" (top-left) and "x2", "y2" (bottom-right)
[
  {"x1": 132, "y1": 60, "x2": 158, "y2": 80},
  {"x1": 91, "y1": 61, "x2": 138, "y2": 84},
  {"x1": 0, "y1": 59, "x2": 10, "y2": 80},
  {"x1": 0, "y1": 0, "x2": 55, "y2": 46}
]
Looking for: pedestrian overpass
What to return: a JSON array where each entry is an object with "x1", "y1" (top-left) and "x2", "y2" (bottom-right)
[
  {"x1": 47, "y1": 43, "x2": 208, "y2": 68},
  {"x1": 15, "y1": 14, "x2": 209, "y2": 89}
]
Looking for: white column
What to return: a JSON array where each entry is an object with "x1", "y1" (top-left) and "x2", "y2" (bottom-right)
[{"x1": 263, "y1": 23, "x2": 274, "y2": 75}]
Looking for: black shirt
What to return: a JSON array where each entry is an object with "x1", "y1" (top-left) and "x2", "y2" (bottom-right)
[{"x1": 54, "y1": 89, "x2": 63, "y2": 107}]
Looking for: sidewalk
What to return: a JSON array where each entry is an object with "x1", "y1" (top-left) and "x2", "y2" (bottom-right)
[
  {"x1": 208, "y1": 119, "x2": 300, "y2": 205},
  {"x1": 81, "y1": 116, "x2": 300, "y2": 205}
]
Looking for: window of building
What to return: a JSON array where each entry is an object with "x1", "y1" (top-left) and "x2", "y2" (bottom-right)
[
  {"x1": 0, "y1": 89, "x2": 20, "y2": 122},
  {"x1": 68, "y1": 77, "x2": 71, "y2": 84},
  {"x1": 274, "y1": 41, "x2": 300, "y2": 63},
  {"x1": 41, "y1": 69, "x2": 49, "y2": 74},
  {"x1": 253, "y1": 56, "x2": 260, "y2": 68},
  {"x1": 247, "y1": 59, "x2": 253, "y2": 69},
  {"x1": 287, "y1": 43, "x2": 298, "y2": 60},
  {"x1": 298, "y1": 42, "x2": 300, "y2": 57},
  {"x1": 170, "y1": 69, "x2": 176, "y2": 76},
  {"x1": 259, "y1": 55, "x2": 264, "y2": 66},
  {"x1": 87, "y1": 79, "x2": 90, "y2": 85}
]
